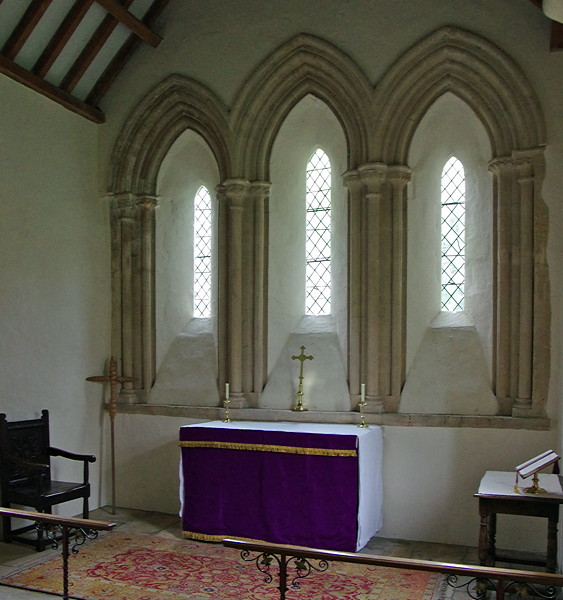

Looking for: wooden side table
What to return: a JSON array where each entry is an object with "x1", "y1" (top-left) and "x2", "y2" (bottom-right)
[{"x1": 475, "y1": 470, "x2": 563, "y2": 572}]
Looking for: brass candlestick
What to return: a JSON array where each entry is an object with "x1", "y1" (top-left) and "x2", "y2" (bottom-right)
[
  {"x1": 291, "y1": 346, "x2": 313, "y2": 411},
  {"x1": 223, "y1": 398, "x2": 232, "y2": 423},
  {"x1": 358, "y1": 384, "x2": 368, "y2": 428}
]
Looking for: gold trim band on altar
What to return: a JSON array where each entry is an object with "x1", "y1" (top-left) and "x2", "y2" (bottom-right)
[
  {"x1": 178, "y1": 440, "x2": 357, "y2": 457},
  {"x1": 182, "y1": 530, "x2": 264, "y2": 543}
]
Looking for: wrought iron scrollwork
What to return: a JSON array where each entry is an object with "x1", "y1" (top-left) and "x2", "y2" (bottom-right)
[
  {"x1": 446, "y1": 575, "x2": 495, "y2": 599},
  {"x1": 71, "y1": 528, "x2": 99, "y2": 553},
  {"x1": 241, "y1": 549, "x2": 277, "y2": 584},
  {"x1": 241, "y1": 550, "x2": 330, "y2": 595},
  {"x1": 446, "y1": 574, "x2": 560, "y2": 599},
  {"x1": 288, "y1": 555, "x2": 329, "y2": 589},
  {"x1": 504, "y1": 581, "x2": 559, "y2": 599},
  {"x1": 35, "y1": 523, "x2": 99, "y2": 553}
]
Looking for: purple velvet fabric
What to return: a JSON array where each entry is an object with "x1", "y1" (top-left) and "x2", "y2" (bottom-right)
[{"x1": 180, "y1": 426, "x2": 360, "y2": 551}]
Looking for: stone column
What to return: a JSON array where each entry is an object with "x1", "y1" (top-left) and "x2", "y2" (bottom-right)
[
  {"x1": 112, "y1": 193, "x2": 138, "y2": 402},
  {"x1": 110, "y1": 192, "x2": 158, "y2": 403},
  {"x1": 388, "y1": 166, "x2": 411, "y2": 410},
  {"x1": 250, "y1": 182, "x2": 271, "y2": 404},
  {"x1": 513, "y1": 147, "x2": 549, "y2": 418},
  {"x1": 139, "y1": 195, "x2": 158, "y2": 395},
  {"x1": 512, "y1": 157, "x2": 534, "y2": 416},
  {"x1": 217, "y1": 180, "x2": 249, "y2": 408},
  {"x1": 489, "y1": 149, "x2": 549, "y2": 418},
  {"x1": 358, "y1": 163, "x2": 387, "y2": 413},
  {"x1": 488, "y1": 158, "x2": 514, "y2": 414},
  {"x1": 343, "y1": 170, "x2": 363, "y2": 408}
]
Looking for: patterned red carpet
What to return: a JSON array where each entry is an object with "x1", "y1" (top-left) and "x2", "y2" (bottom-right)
[{"x1": 2, "y1": 531, "x2": 446, "y2": 599}]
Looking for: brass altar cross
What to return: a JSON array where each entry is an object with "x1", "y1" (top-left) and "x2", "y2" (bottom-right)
[
  {"x1": 86, "y1": 357, "x2": 135, "y2": 515},
  {"x1": 291, "y1": 345, "x2": 313, "y2": 412}
]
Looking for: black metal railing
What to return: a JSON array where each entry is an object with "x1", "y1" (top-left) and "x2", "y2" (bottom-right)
[{"x1": 223, "y1": 538, "x2": 563, "y2": 600}]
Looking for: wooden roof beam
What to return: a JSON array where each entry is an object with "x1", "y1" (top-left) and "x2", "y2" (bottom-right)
[
  {"x1": 550, "y1": 20, "x2": 563, "y2": 50},
  {"x1": 2, "y1": 0, "x2": 53, "y2": 60},
  {"x1": 33, "y1": 0, "x2": 95, "y2": 77},
  {"x1": 60, "y1": 0, "x2": 134, "y2": 93},
  {"x1": 86, "y1": 0, "x2": 169, "y2": 106},
  {"x1": 0, "y1": 53, "x2": 104, "y2": 123},
  {"x1": 94, "y1": 0, "x2": 162, "y2": 47}
]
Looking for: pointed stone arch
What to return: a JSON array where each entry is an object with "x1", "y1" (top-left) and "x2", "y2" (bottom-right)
[
  {"x1": 230, "y1": 33, "x2": 373, "y2": 180},
  {"x1": 372, "y1": 26, "x2": 546, "y2": 164},
  {"x1": 106, "y1": 75, "x2": 231, "y2": 401},
  {"x1": 108, "y1": 74, "x2": 232, "y2": 194},
  {"x1": 349, "y1": 26, "x2": 549, "y2": 417}
]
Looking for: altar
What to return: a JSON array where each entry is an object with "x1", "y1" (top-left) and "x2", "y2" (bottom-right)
[{"x1": 179, "y1": 421, "x2": 383, "y2": 552}]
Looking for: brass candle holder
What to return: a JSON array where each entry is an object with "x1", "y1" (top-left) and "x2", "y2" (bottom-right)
[
  {"x1": 223, "y1": 398, "x2": 232, "y2": 423},
  {"x1": 223, "y1": 382, "x2": 232, "y2": 423},
  {"x1": 358, "y1": 383, "x2": 368, "y2": 428}
]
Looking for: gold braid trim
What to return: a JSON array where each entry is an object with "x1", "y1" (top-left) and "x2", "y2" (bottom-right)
[
  {"x1": 182, "y1": 530, "x2": 266, "y2": 544},
  {"x1": 178, "y1": 440, "x2": 357, "y2": 457}
]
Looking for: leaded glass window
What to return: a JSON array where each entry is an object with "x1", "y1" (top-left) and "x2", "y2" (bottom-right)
[
  {"x1": 441, "y1": 157, "x2": 465, "y2": 311},
  {"x1": 193, "y1": 185, "x2": 212, "y2": 318},
  {"x1": 306, "y1": 148, "x2": 331, "y2": 315}
]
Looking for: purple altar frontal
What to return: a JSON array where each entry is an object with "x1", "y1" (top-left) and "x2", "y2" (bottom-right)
[{"x1": 179, "y1": 421, "x2": 383, "y2": 552}]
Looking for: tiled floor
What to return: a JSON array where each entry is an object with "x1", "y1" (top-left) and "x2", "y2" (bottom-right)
[{"x1": 0, "y1": 507, "x2": 544, "y2": 599}]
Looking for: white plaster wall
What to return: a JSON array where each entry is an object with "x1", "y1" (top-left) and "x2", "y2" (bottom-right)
[
  {"x1": 0, "y1": 76, "x2": 110, "y2": 515},
  {"x1": 379, "y1": 426, "x2": 559, "y2": 551},
  {"x1": 114, "y1": 414, "x2": 205, "y2": 515}
]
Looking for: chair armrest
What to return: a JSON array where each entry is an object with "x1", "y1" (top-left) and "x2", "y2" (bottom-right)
[
  {"x1": 48, "y1": 447, "x2": 96, "y2": 485},
  {"x1": 48, "y1": 447, "x2": 96, "y2": 463}
]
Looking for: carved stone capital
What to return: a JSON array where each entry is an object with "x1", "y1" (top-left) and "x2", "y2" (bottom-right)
[
  {"x1": 110, "y1": 192, "x2": 158, "y2": 219},
  {"x1": 387, "y1": 165, "x2": 412, "y2": 188},
  {"x1": 136, "y1": 195, "x2": 159, "y2": 212},
  {"x1": 358, "y1": 163, "x2": 388, "y2": 195},
  {"x1": 342, "y1": 169, "x2": 362, "y2": 190},
  {"x1": 217, "y1": 179, "x2": 250, "y2": 208},
  {"x1": 488, "y1": 155, "x2": 517, "y2": 175},
  {"x1": 249, "y1": 180, "x2": 271, "y2": 202}
]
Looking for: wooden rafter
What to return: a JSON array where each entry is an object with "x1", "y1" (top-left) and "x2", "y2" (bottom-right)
[
  {"x1": 95, "y1": 0, "x2": 162, "y2": 47},
  {"x1": 87, "y1": 0, "x2": 169, "y2": 106},
  {"x1": 527, "y1": 0, "x2": 563, "y2": 50},
  {"x1": 60, "y1": 0, "x2": 135, "y2": 93},
  {"x1": 550, "y1": 19, "x2": 563, "y2": 50},
  {"x1": 0, "y1": 0, "x2": 166, "y2": 122},
  {"x1": 0, "y1": 53, "x2": 104, "y2": 123},
  {"x1": 2, "y1": 0, "x2": 53, "y2": 60},
  {"x1": 33, "y1": 0, "x2": 95, "y2": 77}
]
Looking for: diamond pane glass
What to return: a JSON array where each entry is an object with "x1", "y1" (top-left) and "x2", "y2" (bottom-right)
[
  {"x1": 441, "y1": 157, "x2": 465, "y2": 311},
  {"x1": 306, "y1": 149, "x2": 331, "y2": 315},
  {"x1": 193, "y1": 186, "x2": 212, "y2": 318}
]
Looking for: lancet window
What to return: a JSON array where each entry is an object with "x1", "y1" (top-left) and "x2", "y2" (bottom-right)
[
  {"x1": 193, "y1": 185, "x2": 212, "y2": 318},
  {"x1": 440, "y1": 157, "x2": 466, "y2": 312},
  {"x1": 305, "y1": 148, "x2": 332, "y2": 316}
]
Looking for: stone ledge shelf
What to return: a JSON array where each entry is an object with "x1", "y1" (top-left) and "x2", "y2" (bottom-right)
[{"x1": 110, "y1": 403, "x2": 550, "y2": 430}]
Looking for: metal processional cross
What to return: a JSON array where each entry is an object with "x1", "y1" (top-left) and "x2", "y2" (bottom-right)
[
  {"x1": 86, "y1": 357, "x2": 135, "y2": 515},
  {"x1": 291, "y1": 345, "x2": 313, "y2": 412}
]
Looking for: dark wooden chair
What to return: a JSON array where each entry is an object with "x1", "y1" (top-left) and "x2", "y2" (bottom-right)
[{"x1": 0, "y1": 409, "x2": 96, "y2": 551}]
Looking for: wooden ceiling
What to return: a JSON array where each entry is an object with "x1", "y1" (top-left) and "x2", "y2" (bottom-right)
[
  {"x1": 0, "y1": 0, "x2": 169, "y2": 124},
  {"x1": 0, "y1": 1, "x2": 559, "y2": 125}
]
